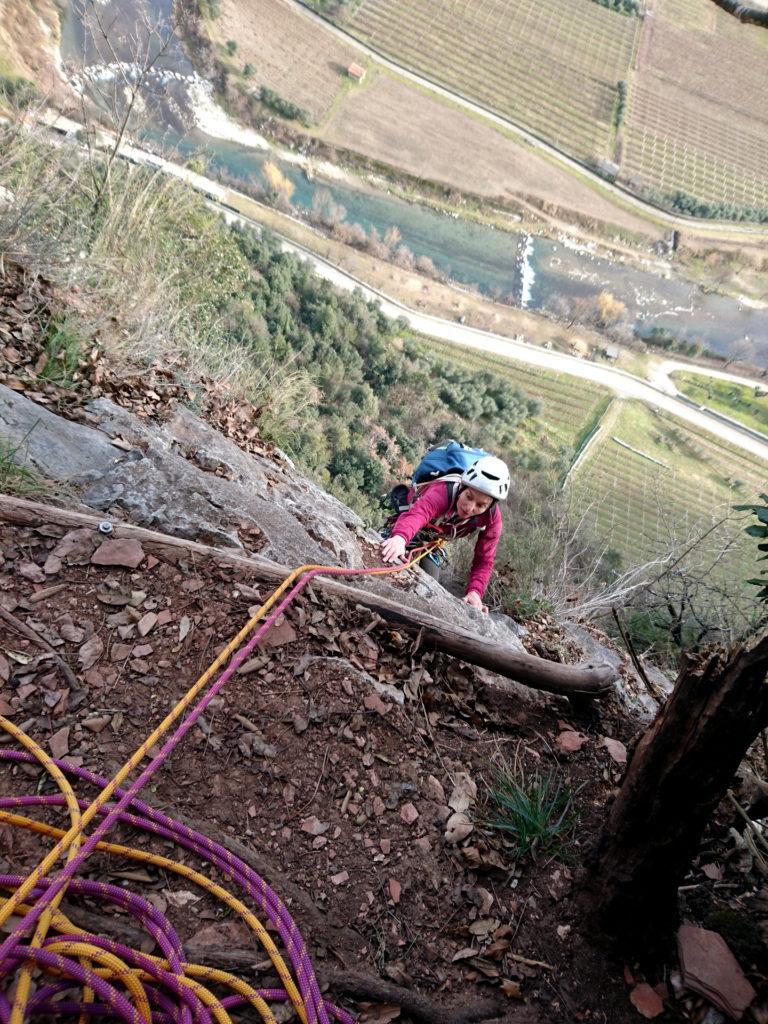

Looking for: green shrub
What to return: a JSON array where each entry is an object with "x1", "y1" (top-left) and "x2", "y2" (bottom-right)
[
  {"x1": 733, "y1": 493, "x2": 768, "y2": 602},
  {"x1": 243, "y1": 63, "x2": 255, "y2": 78},
  {"x1": 487, "y1": 756, "x2": 581, "y2": 861},
  {"x1": 0, "y1": 74, "x2": 37, "y2": 108},
  {"x1": 225, "y1": 39, "x2": 237, "y2": 56},
  {"x1": 258, "y1": 86, "x2": 311, "y2": 126}
]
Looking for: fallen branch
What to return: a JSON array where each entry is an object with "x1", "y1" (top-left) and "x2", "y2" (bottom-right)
[
  {"x1": 0, "y1": 604, "x2": 79, "y2": 691},
  {"x1": 322, "y1": 968, "x2": 506, "y2": 1024},
  {"x1": 0, "y1": 496, "x2": 617, "y2": 697}
]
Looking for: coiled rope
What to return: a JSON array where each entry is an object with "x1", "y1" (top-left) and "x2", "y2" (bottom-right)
[{"x1": 0, "y1": 542, "x2": 442, "y2": 1023}]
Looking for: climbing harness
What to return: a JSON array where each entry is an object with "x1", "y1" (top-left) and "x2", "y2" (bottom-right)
[{"x1": 0, "y1": 539, "x2": 444, "y2": 1024}]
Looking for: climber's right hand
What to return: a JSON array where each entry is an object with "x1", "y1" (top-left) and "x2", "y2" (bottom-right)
[{"x1": 381, "y1": 534, "x2": 407, "y2": 563}]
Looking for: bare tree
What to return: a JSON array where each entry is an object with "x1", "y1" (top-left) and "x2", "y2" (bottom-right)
[
  {"x1": 73, "y1": 0, "x2": 174, "y2": 210},
  {"x1": 585, "y1": 628, "x2": 768, "y2": 951}
]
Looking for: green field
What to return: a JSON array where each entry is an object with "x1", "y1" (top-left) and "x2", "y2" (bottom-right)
[
  {"x1": 672, "y1": 372, "x2": 768, "y2": 437},
  {"x1": 567, "y1": 400, "x2": 765, "y2": 595},
  {"x1": 340, "y1": 0, "x2": 638, "y2": 164}
]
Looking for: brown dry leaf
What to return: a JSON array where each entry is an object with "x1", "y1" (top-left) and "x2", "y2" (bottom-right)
[
  {"x1": 444, "y1": 811, "x2": 473, "y2": 844},
  {"x1": 60, "y1": 622, "x2": 85, "y2": 645},
  {"x1": 500, "y1": 979, "x2": 522, "y2": 999},
  {"x1": 451, "y1": 947, "x2": 476, "y2": 962},
  {"x1": 448, "y1": 772, "x2": 477, "y2": 813},
  {"x1": 19, "y1": 561, "x2": 46, "y2": 583},
  {"x1": 360, "y1": 1005, "x2": 401, "y2": 1024}
]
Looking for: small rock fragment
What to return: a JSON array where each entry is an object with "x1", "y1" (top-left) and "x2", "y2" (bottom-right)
[
  {"x1": 400, "y1": 802, "x2": 419, "y2": 825},
  {"x1": 82, "y1": 716, "x2": 112, "y2": 733},
  {"x1": 137, "y1": 612, "x2": 157, "y2": 637},
  {"x1": 629, "y1": 983, "x2": 664, "y2": 1019},
  {"x1": 301, "y1": 816, "x2": 329, "y2": 836},
  {"x1": 49, "y1": 726, "x2": 70, "y2": 759},
  {"x1": 388, "y1": 878, "x2": 401, "y2": 904},
  {"x1": 677, "y1": 923, "x2": 756, "y2": 1020},
  {"x1": 91, "y1": 539, "x2": 145, "y2": 569},
  {"x1": 556, "y1": 730, "x2": 588, "y2": 754},
  {"x1": 330, "y1": 870, "x2": 349, "y2": 886},
  {"x1": 601, "y1": 736, "x2": 628, "y2": 764}
]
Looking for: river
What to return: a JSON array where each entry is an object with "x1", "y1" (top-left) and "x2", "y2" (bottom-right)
[{"x1": 60, "y1": 0, "x2": 768, "y2": 361}]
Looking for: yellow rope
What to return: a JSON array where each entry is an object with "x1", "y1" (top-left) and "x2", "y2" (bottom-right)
[
  {"x1": 0, "y1": 543, "x2": 441, "y2": 1023},
  {"x1": 0, "y1": 717, "x2": 90, "y2": 1024}
]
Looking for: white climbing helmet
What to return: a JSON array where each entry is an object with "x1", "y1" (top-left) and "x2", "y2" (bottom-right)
[{"x1": 461, "y1": 455, "x2": 510, "y2": 501}]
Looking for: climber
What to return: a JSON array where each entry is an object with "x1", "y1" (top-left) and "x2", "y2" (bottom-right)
[{"x1": 380, "y1": 453, "x2": 510, "y2": 613}]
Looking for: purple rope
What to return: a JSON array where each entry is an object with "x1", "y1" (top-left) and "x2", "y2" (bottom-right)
[
  {"x1": 0, "y1": 790, "x2": 352, "y2": 1023},
  {"x1": 0, "y1": 571, "x2": 340, "y2": 1023},
  {"x1": 0, "y1": 562, "x2": 389, "y2": 1024},
  {"x1": 0, "y1": 792, "x2": 356, "y2": 1024},
  {"x1": 1, "y1": 946, "x2": 148, "y2": 1024}
]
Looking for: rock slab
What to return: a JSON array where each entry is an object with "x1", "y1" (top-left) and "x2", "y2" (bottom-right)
[{"x1": 677, "y1": 923, "x2": 755, "y2": 1020}]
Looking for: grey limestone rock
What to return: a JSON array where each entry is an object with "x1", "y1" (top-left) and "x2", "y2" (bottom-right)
[{"x1": 0, "y1": 383, "x2": 528, "y2": 649}]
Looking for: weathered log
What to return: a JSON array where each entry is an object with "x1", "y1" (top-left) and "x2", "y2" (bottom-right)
[
  {"x1": 0, "y1": 495, "x2": 616, "y2": 697},
  {"x1": 586, "y1": 629, "x2": 768, "y2": 950}
]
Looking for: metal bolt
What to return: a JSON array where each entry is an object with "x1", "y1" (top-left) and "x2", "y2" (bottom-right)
[{"x1": 98, "y1": 521, "x2": 114, "y2": 536}]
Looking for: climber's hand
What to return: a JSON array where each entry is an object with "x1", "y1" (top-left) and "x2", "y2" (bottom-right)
[
  {"x1": 463, "y1": 590, "x2": 488, "y2": 613},
  {"x1": 381, "y1": 535, "x2": 407, "y2": 563}
]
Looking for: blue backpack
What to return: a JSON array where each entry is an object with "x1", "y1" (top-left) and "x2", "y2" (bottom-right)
[{"x1": 412, "y1": 439, "x2": 490, "y2": 486}]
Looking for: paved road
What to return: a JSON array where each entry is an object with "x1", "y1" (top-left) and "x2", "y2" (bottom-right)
[
  {"x1": 40, "y1": 109, "x2": 768, "y2": 465},
  {"x1": 649, "y1": 359, "x2": 765, "y2": 396},
  {"x1": 282, "y1": 0, "x2": 768, "y2": 242}
]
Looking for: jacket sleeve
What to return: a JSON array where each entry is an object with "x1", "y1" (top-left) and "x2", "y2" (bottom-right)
[
  {"x1": 390, "y1": 484, "x2": 451, "y2": 544},
  {"x1": 466, "y1": 507, "x2": 502, "y2": 598}
]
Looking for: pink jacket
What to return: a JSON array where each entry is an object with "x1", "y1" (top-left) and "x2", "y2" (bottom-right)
[{"x1": 390, "y1": 481, "x2": 502, "y2": 598}]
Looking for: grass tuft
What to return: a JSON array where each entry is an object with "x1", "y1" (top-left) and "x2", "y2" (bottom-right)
[
  {"x1": 487, "y1": 754, "x2": 581, "y2": 862},
  {"x1": 0, "y1": 437, "x2": 54, "y2": 499}
]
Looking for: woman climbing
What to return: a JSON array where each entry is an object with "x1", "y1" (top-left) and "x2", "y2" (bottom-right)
[{"x1": 380, "y1": 453, "x2": 510, "y2": 614}]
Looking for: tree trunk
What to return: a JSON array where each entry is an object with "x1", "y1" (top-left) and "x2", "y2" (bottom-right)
[
  {"x1": 0, "y1": 496, "x2": 616, "y2": 697},
  {"x1": 586, "y1": 630, "x2": 768, "y2": 951}
]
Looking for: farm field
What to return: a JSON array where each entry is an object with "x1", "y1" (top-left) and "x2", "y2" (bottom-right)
[
  {"x1": 623, "y1": 0, "x2": 768, "y2": 209},
  {"x1": 568, "y1": 400, "x2": 765, "y2": 603},
  {"x1": 319, "y1": 72, "x2": 663, "y2": 240},
  {"x1": 339, "y1": 0, "x2": 639, "y2": 163},
  {"x1": 209, "y1": 0, "x2": 359, "y2": 121},
  {"x1": 672, "y1": 371, "x2": 768, "y2": 437}
]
